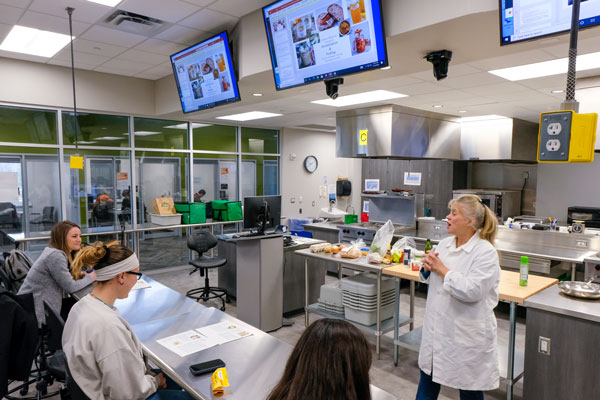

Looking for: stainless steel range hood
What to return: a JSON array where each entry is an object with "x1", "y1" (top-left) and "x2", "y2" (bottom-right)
[
  {"x1": 336, "y1": 105, "x2": 539, "y2": 161},
  {"x1": 336, "y1": 105, "x2": 462, "y2": 159}
]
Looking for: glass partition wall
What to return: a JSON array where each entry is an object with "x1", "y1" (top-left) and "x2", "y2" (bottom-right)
[{"x1": 0, "y1": 105, "x2": 280, "y2": 269}]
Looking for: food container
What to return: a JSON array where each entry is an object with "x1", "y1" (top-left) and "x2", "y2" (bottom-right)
[
  {"x1": 345, "y1": 214, "x2": 358, "y2": 224},
  {"x1": 557, "y1": 281, "x2": 600, "y2": 299},
  {"x1": 150, "y1": 213, "x2": 182, "y2": 226}
]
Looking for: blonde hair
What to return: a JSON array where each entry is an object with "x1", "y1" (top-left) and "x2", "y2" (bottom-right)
[
  {"x1": 449, "y1": 194, "x2": 498, "y2": 244},
  {"x1": 70, "y1": 240, "x2": 132, "y2": 280}
]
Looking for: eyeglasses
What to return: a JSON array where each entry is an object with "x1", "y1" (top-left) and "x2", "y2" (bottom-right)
[{"x1": 126, "y1": 271, "x2": 143, "y2": 280}]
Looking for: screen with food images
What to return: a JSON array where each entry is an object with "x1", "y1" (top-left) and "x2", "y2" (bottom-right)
[
  {"x1": 170, "y1": 31, "x2": 240, "y2": 113},
  {"x1": 262, "y1": 0, "x2": 387, "y2": 90},
  {"x1": 500, "y1": 0, "x2": 600, "y2": 45}
]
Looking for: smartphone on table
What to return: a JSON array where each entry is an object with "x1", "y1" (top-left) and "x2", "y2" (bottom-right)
[{"x1": 189, "y1": 359, "x2": 225, "y2": 376}]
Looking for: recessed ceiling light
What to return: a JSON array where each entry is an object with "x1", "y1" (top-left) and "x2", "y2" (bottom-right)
[
  {"x1": 252, "y1": 93, "x2": 264, "y2": 97},
  {"x1": 216, "y1": 111, "x2": 282, "y2": 121},
  {"x1": 311, "y1": 90, "x2": 408, "y2": 107},
  {"x1": 381, "y1": 66, "x2": 391, "y2": 70},
  {"x1": 551, "y1": 89, "x2": 564, "y2": 94},
  {"x1": 163, "y1": 123, "x2": 212, "y2": 130},
  {"x1": 84, "y1": 0, "x2": 122, "y2": 6},
  {"x1": 458, "y1": 110, "x2": 468, "y2": 113},
  {"x1": 0, "y1": 25, "x2": 72, "y2": 57},
  {"x1": 488, "y1": 51, "x2": 600, "y2": 81},
  {"x1": 77, "y1": 141, "x2": 97, "y2": 144},
  {"x1": 133, "y1": 131, "x2": 162, "y2": 136},
  {"x1": 432, "y1": 104, "x2": 443, "y2": 108}
]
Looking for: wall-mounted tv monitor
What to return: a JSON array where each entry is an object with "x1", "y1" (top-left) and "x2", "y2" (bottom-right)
[
  {"x1": 170, "y1": 31, "x2": 241, "y2": 113},
  {"x1": 262, "y1": 0, "x2": 388, "y2": 90},
  {"x1": 500, "y1": 0, "x2": 600, "y2": 45}
]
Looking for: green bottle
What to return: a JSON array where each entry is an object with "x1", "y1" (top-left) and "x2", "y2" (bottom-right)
[
  {"x1": 424, "y1": 239, "x2": 433, "y2": 253},
  {"x1": 519, "y1": 256, "x2": 529, "y2": 286}
]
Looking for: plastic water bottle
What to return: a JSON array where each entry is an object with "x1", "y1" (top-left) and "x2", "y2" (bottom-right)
[
  {"x1": 421, "y1": 239, "x2": 432, "y2": 279},
  {"x1": 519, "y1": 256, "x2": 529, "y2": 286}
]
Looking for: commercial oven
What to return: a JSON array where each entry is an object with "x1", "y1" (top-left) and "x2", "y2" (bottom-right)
[{"x1": 452, "y1": 189, "x2": 521, "y2": 222}]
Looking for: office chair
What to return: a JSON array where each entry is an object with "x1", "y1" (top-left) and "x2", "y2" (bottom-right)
[
  {"x1": 0, "y1": 202, "x2": 20, "y2": 230},
  {"x1": 185, "y1": 230, "x2": 228, "y2": 311},
  {"x1": 30, "y1": 206, "x2": 57, "y2": 231},
  {"x1": 64, "y1": 361, "x2": 89, "y2": 400}
]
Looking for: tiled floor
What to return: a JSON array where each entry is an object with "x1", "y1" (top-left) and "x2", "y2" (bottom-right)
[{"x1": 6, "y1": 266, "x2": 525, "y2": 400}]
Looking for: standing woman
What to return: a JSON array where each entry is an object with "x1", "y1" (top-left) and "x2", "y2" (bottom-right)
[
  {"x1": 417, "y1": 194, "x2": 500, "y2": 400},
  {"x1": 18, "y1": 221, "x2": 95, "y2": 325},
  {"x1": 63, "y1": 242, "x2": 191, "y2": 400}
]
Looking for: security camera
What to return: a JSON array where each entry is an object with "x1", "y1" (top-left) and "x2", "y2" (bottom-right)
[
  {"x1": 325, "y1": 78, "x2": 344, "y2": 99},
  {"x1": 424, "y1": 50, "x2": 452, "y2": 81}
]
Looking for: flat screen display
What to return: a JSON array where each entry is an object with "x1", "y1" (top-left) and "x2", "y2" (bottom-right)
[
  {"x1": 500, "y1": 0, "x2": 600, "y2": 45},
  {"x1": 262, "y1": 0, "x2": 388, "y2": 90},
  {"x1": 170, "y1": 31, "x2": 241, "y2": 113}
]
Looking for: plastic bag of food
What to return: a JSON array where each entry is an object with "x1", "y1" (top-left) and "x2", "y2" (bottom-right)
[
  {"x1": 368, "y1": 220, "x2": 395, "y2": 257},
  {"x1": 367, "y1": 252, "x2": 383, "y2": 264},
  {"x1": 391, "y1": 236, "x2": 417, "y2": 252},
  {"x1": 340, "y1": 238, "x2": 365, "y2": 259}
]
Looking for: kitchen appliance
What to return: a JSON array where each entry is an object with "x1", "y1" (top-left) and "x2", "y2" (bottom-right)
[
  {"x1": 584, "y1": 255, "x2": 600, "y2": 284},
  {"x1": 567, "y1": 206, "x2": 600, "y2": 228},
  {"x1": 452, "y1": 189, "x2": 521, "y2": 222},
  {"x1": 338, "y1": 221, "x2": 413, "y2": 245}
]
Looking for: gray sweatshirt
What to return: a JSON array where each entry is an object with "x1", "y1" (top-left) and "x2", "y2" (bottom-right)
[{"x1": 18, "y1": 247, "x2": 94, "y2": 325}]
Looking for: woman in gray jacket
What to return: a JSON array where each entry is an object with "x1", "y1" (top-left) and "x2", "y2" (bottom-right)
[{"x1": 18, "y1": 221, "x2": 95, "y2": 325}]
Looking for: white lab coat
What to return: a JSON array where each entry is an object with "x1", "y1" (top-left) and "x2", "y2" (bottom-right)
[{"x1": 418, "y1": 232, "x2": 500, "y2": 391}]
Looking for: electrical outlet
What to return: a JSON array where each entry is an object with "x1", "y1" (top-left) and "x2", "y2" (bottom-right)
[
  {"x1": 576, "y1": 240, "x2": 588, "y2": 248},
  {"x1": 547, "y1": 122, "x2": 562, "y2": 135},
  {"x1": 299, "y1": 208, "x2": 302, "y2": 214},
  {"x1": 538, "y1": 111, "x2": 572, "y2": 162},
  {"x1": 290, "y1": 197, "x2": 295, "y2": 203},
  {"x1": 546, "y1": 139, "x2": 561, "y2": 151},
  {"x1": 538, "y1": 336, "x2": 551, "y2": 355}
]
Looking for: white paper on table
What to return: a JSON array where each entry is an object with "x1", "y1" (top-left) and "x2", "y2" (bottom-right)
[
  {"x1": 131, "y1": 279, "x2": 151, "y2": 290},
  {"x1": 194, "y1": 321, "x2": 253, "y2": 345},
  {"x1": 156, "y1": 330, "x2": 219, "y2": 357}
]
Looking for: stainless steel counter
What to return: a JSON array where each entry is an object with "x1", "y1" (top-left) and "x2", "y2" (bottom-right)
[{"x1": 524, "y1": 284, "x2": 600, "y2": 323}]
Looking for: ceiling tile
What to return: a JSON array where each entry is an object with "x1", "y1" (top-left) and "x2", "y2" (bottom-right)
[
  {"x1": 0, "y1": 4, "x2": 23, "y2": 25},
  {"x1": 0, "y1": 0, "x2": 31, "y2": 8},
  {"x1": 28, "y1": 0, "x2": 110, "y2": 24},
  {"x1": 69, "y1": 38, "x2": 127, "y2": 57},
  {"x1": 119, "y1": 0, "x2": 201, "y2": 23},
  {"x1": 52, "y1": 48, "x2": 111, "y2": 66},
  {"x1": 434, "y1": 71, "x2": 507, "y2": 90},
  {"x1": 135, "y1": 38, "x2": 185, "y2": 56},
  {"x1": 179, "y1": 9, "x2": 238, "y2": 33},
  {"x1": 133, "y1": 70, "x2": 166, "y2": 80},
  {"x1": 208, "y1": 0, "x2": 272, "y2": 18},
  {"x1": 18, "y1": 10, "x2": 90, "y2": 36},
  {"x1": 133, "y1": 61, "x2": 173, "y2": 79},
  {"x1": 95, "y1": 58, "x2": 153, "y2": 74},
  {"x1": 154, "y1": 24, "x2": 207, "y2": 45},
  {"x1": 469, "y1": 49, "x2": 555, "y2": 71},
  {"x1": 80, "y1": 25, "x2": 146, "y2": 47},
  {"x1": 116, "y1": 48, "x2": 168, "y2": 64},
  {"x1": 47, "y1": 57, "x2": 98, "y2": 70},
  {"x1": 180, "y1": 0, "x2": 214, "y2": 6},
  {"x1": 0, "y1": 22, "x2": 12, "y2": 40}
]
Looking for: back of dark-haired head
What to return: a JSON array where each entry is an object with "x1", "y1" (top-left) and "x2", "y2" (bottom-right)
[
  {"x1": 70, "y1": 240, "x2": 133, "y2": 280},
  {"x1": 49, "y1": 220, "x2": 80, "y2": 265},
  {"x1": 267, "y1": 318, "x2": 372, "y2": 400}
]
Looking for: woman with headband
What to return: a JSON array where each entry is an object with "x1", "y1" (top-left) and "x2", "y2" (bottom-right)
[
  {"x1": 62, "y1": 241, "x2": 192, "y2": 400},
  {"x1": 416, "y1": 194, "x2": 500, "y2": 400}
]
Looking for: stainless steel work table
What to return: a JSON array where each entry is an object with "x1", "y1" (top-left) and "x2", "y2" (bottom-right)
[
  {"x1": 5, "y1": 219, "x2": 241, "y2": 256},
  {"x1": 294, "y1": 248, "x2": 411, "y2": 357},
  {"x1": 124, "y1": 284, "x2": 398, "y2": 400},
  {"x1": 383, "y1": 266, "x2": 557, "y2": 400},
  {"x1": 524, "y1": 284, "x2": 600, "y2": 323}
]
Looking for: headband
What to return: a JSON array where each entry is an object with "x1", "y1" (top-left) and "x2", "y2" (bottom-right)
[{"x1": 95, "y1": 253, "x2": 139, "y2": 281}]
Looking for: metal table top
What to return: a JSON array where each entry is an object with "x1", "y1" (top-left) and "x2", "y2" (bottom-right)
[
  {"x1": 294, "y1": 247, "x2": 385, "y2": 274},
  {"x1": 114, "y1": 276, "x2": 205, "y2": 326},
  {"x1": 5, "y1": 219, "x2": 239, "y2": 244},
  {"x1": 524, "y1": 284, "x2": 600, "y2": 323}
]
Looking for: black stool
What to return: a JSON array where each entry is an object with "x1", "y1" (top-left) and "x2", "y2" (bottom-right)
[{"x1": 185, "y1": 230, "x2": 228, "y2": 311}]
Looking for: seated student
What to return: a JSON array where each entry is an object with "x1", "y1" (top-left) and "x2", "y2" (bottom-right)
[
  {"x1": 94, "y1": 190, "x2": 114, "y2": 207},
  {"x1": 18, "y1": 221, "x2": 96, "y2": 326},
  {"x1": 267, "y1": 318, "x2": 372, "y2": 400},
  {"x1": 193, "y1": 189, "x2": 206, "y2": 203},
  {"x1": 63, "y1": 241, "x2": 192, "y2": 400}
]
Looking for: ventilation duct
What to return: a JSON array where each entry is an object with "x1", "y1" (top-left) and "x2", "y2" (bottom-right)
[{"x1": 103, "y1": 10, "x2": 170, "y2": 36}]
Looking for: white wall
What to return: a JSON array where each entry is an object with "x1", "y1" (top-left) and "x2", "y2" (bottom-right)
[
  {"x1": 280, "y1": 128, "x2": 361, "y2": 220},
  {"x1": 0, "y1": 58, "x2": 155, "y2": 115},
  {"x1": 576, "y1": 78, "x2": 600, "y2": 149}
]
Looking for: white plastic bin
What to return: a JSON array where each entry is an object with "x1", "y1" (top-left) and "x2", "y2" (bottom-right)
[
  {"x1": 340, "y1": 272, "x2": 395, "y2": 295},
  {"x1": 344, "y1": 303, "x2": 394, "y2": 326},
  {"x1": 150, "y1": 213, "x2": 182, "y2": 226}
]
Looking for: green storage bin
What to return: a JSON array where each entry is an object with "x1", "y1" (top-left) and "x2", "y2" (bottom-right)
[
  {"x1": 211, "y1": 200, "x2": 242, "y2": 222},
  {"x1": 176, "y1": 202, "x2": 206, "y2": 224},
  {"x1": 344, "y1": 214, "x2": 358, "y2": 224}
]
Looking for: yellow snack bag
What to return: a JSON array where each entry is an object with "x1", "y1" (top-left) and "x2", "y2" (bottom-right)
[{"x1": 211, "y1": 367, "x2": 230, "y2": 396}]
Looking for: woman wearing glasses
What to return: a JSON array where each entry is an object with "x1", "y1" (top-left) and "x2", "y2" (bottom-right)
[{"x1": 63, "y1": 241, "x2": 191, "y2": 400}]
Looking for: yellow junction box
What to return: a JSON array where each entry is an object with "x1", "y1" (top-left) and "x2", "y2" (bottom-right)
[{"x1": 537, "y1": 110, "x2": 597, "y2": 163}]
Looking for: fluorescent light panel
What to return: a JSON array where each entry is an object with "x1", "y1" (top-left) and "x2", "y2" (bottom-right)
[
  {"x1": 489, "y1": 52, "x2": 600, "y2": 81},
  {"x1": 311, "y1": 90, "x2": 407, "y2": 107},
  {"x1": 163, "y1": 123, "x2": 212, "y2": 130},
  {"x1": 84, "y1": 0, "x2": 122, "y2": 6},
  {"x1": 216, "y1": 111, "x2": 282, "y2": 121},
  {"x1": 0, "y1": 25, "x2": 72, "y2": 57},
  {"x1": 95, "y1": 136, "x2": 124, "y2": 140}
]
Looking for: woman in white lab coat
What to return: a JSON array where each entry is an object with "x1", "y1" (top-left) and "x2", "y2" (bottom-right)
[{"x1": 416, "y1": 194, "x2": 500, "y2": 400}]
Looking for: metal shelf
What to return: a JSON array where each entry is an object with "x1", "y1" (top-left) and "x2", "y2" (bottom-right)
[
  {"x1": 306, "y1": 303, "x2": 411, "y2": 335},
  {"x1": 360, "y1": 194, "x2": 415, "y2": 200}
]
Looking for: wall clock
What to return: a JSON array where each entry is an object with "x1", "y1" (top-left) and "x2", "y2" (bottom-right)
[{"x1": 303, "y1": 155, "x2": 318, "y2": 173}]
